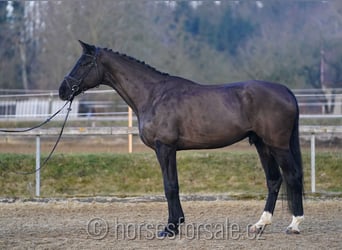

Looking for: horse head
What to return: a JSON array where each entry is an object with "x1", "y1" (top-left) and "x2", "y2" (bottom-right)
[{"x1": 59, "y1": 40, "x2": 103, "y2": 101}]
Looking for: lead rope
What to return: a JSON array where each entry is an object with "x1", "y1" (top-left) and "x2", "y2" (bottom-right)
[{"x1": 0, "y1": 100, "x2": 73, "y2": 175}]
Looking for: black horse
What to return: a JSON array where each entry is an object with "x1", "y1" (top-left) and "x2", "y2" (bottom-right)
[{"x1": 59, "y1": 41, "x2": 304, "y2": 236}]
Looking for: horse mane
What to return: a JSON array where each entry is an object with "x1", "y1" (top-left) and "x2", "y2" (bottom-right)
[{"x1": 102, "y1": 48, "x2": 169, "y2": 76}]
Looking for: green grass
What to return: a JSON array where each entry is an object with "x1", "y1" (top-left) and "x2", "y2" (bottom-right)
[
  {"x1": 299, "y1": 118, "x2": 342, "y2": 126},
  {"x1": 0, "y1": 151, "x2": 341, "y2": 198}
]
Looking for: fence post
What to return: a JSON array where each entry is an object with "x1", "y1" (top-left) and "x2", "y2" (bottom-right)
[
  {"x1": 310, "y1": 133, "x2": 316, "y2": 193},
  {"x1": 36, "y1": 135, "x2": 41, "y2": 197},
  {"x1": 128, "y1": 107, "x2": 133, "y2": 153}
]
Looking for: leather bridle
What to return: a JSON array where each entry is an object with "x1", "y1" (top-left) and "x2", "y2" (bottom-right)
[{"x1": 64, "y1": 49, "x2": 101, "y2": 101}]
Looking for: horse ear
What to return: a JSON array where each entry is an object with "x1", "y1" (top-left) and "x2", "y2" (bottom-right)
[{"x1": 78, "y1": 40, "x2": 96, "y2": 54}]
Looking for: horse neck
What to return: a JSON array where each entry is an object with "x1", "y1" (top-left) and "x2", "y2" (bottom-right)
[{"x1": 101, "y1": 50, "x2": 166, "y2": 114}]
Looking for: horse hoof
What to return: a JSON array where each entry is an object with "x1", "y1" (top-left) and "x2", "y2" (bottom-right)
[
  {"x1": 286, "y1": 227, "x2": 300, "y2": 234},
  {"x1": 158, "y1": 229, "x2": 178, "y2": 238},
  {"x1": 249, "y1": 225, "x2": 266, "y2": 234},
  {"x1": 158, "y1": 230, "x2": 172, "y2": 238},
  {"x1": 158, "y1": 226, "x2": 179, "y2": 238}
]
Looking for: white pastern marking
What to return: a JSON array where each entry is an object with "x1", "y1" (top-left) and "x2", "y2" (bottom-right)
[
  {"x1": 251, "y1": 211, "x2": 272, "y2": 232},
  {"x1": 287, "y1": 215, "x2": 304, "y2": 233}
]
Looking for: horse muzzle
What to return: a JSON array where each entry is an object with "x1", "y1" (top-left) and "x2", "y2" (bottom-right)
[
  {"x1": 59, "y1": 80, "x2": 75, "y2": 101},
  {"x1": 59, "y1": 76, "x2": 84, "y2": 101},
  {"x1": 59, "y1": 80, "x2": 69, "y2": 101}
]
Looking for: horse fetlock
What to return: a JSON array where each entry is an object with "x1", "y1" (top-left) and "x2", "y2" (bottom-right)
[{"x1": 168, "y1": 216, "x2": 185, "y2": 227}]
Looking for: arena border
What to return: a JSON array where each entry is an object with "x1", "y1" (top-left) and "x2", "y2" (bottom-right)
[{"x1": 0, "y1": 192, "x2": 341, "y2": 204}]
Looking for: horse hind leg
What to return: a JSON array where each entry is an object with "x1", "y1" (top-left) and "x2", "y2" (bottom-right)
[
  {"x1": 250, "y1": 137, "x2": 282, "y2": 234},
  {"x1": 272, "y1": 148, "x2": 304, "y2": 234}
]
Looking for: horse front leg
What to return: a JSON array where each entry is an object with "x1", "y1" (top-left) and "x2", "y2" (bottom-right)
[{"x1": 155, "y1": 140, "x2": 185, "y2": 237}]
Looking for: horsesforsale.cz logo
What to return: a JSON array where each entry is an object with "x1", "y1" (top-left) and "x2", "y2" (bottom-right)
[
  {"x1": 87, "y1": 217, "x2": 109, "y2": 240},
  {"x1": 86, "y1": 217, "x2": 266, "y2": 240}
]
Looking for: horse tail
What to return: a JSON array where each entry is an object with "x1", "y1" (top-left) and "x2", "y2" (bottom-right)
[
  {"x1": 286, "y1": 94, "x2": 304, "y2": 212},
  {"x1": 290, "y1": 108, "x2": 303, "y2": 176}
]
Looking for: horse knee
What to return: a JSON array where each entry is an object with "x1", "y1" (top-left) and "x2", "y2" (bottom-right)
[
  {"x1": 267, "y1": 177, "x2": 282, "y2": 193},
  {"x1": 283, "y1": 171, "x2": 303, "y2": 190},
  {"x1": 273, "y1": 152, "x2": 303, "y2": 191}
]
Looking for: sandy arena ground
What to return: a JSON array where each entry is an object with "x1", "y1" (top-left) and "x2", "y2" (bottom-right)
[
  {"x1": 1, "y1": 136, "x2": 341, "y2": 249},
  {"x1": 0, "y1": 199, "x2": 341, "y2": 249}
]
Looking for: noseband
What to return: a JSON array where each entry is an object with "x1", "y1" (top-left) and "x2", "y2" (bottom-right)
[{"x1": 64, "y1": 49, "x2": 101, "y2": 100}]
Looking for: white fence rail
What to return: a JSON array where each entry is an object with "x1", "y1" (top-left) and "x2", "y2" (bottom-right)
[
  {"x1": 0, "y1": 88, "x2": 342, "y2": 121},
  {"x1": 0, "y1": 98, "x2": 79, "y2": 120}
]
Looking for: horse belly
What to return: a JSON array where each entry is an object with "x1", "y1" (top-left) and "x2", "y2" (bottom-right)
[
  {"x1": 178, "y1": 120, "x2": 248, "y2": 150},
  {"x1": 176, "y1": 94, "x2": 250, "y2": 149}
]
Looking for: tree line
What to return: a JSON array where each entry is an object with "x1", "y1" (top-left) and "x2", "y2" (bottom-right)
[{"x1": 1, "y1": 1, "x2": 342, "y2": 91}]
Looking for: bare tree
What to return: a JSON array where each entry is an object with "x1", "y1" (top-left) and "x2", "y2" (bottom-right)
[{"x1": 3, "y1": 0, "x2": 342, "y2": 94}]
